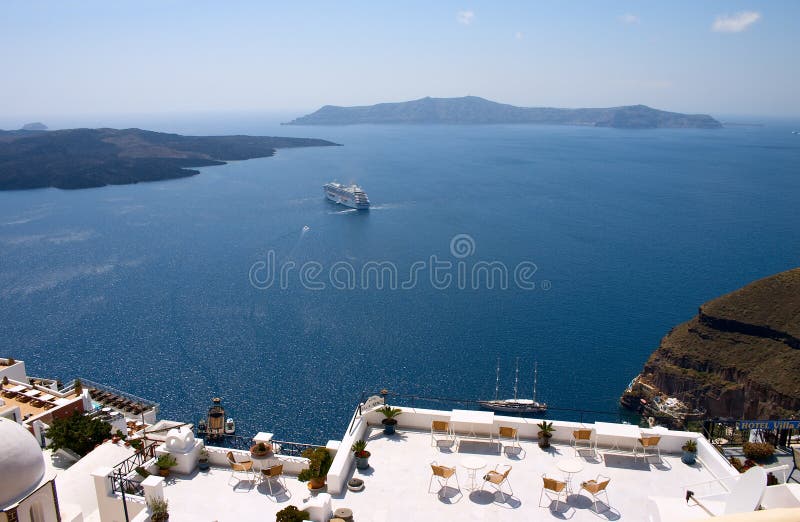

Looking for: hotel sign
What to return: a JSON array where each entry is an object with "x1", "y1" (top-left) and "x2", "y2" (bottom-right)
[{"x1": 735, "y1": 420, "x2": 800, "y2": 430}]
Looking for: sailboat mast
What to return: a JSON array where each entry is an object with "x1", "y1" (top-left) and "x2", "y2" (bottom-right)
[
  {"x1": 494, "y1": 358, "x2": 500, "y2": 401},
  {"x1": 533, "y1": 361, "x2": 538, "y2": 403},
  {"x1": 513, "y1": 358, "x2": 519, "y2": 400}
]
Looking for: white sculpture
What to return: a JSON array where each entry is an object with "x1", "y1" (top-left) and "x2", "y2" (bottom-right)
[{"x1": 165, "y1": 427, "x2": 195, "y2": 453}]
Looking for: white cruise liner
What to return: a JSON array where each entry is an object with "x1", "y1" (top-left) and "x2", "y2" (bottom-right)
[{"x1": 324, "y1": 182, "x2": 370, "y2": 209}]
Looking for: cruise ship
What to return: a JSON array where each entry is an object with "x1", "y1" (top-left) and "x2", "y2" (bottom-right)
[{"x1": 324, "y1": 182, "x2": 370, "y2": 209}]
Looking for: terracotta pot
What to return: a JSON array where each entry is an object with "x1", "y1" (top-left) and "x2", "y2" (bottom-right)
[
  {"x1": 158, "y1": 469, "x2": 170, "y2": 478},
  {"x1": 308, "y1": 476, "x2": 326, "y2": 490},
  {"x1": 250, "y1": 444, "x2": 271, "y2": 458}
]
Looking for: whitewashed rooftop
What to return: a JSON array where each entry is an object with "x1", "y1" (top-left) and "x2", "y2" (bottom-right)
[{"x1": 161, "y1": 426, "x2": 721, "y2": 521}]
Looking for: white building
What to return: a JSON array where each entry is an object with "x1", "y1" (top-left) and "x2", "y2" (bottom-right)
[{"x1": 0, "y1": 418, "x2": 60, "y2": 522}]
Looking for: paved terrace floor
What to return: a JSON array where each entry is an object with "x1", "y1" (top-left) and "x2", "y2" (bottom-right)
[{"x1": 162, "y1": 427, "x2": 723, "y2": 521}]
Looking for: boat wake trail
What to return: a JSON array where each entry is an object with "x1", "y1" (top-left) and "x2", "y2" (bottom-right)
[{"x1": 285, "y1": 225, "x2": 311, "y2": 260}]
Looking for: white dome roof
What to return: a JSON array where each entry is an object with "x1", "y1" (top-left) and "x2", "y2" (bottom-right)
[{"x1": 0, "y1": 418, "x2": 45, "y2": 508}]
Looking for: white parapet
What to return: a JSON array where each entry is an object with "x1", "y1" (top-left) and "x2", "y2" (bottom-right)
[
  {"x1": 0, "y1": 357, "x2": 28, "y2": 383},
  {"x1": 300, "y1": 492, "x2": 332, "y2": 522}
]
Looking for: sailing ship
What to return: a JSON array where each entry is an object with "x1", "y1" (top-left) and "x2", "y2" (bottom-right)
[{"x1": 479, "y1": 358, "x2": 548, "y2": 414}]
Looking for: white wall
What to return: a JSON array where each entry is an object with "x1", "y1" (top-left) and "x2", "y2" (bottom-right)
[
  {"x1": 92, "y1": 467, "x2": 146, "y2": 522},
  {"x1": 0, "y1": 359, "x2": 27, "y2": 383},
  {"x1": 5, "y1": 480, "x2": 61, "y2": 522},
  {"x1": 204, "y1": 446, "x2": 310, "y2": 476},
  {"x1": 327, "y1": 414, "x2": 370, "y2": 495},
  {"x1": 360, "y1": 406, "x2": 737, "y2": 477}
]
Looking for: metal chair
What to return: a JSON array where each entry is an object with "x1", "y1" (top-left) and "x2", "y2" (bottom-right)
[
  {"x1": 540, "y1": 474, "x2": 568, "y2": 511},
  {"x1": 226, "y1": 451, "x2": 254, "y2": 486},
  {"x1": 430, "y1": 420, "x2": 455, "y2": 447},
  {"x1": 498, "y1": 426, "x2": 521, "y2": 454},
  {"x1": 635, "y1": 435, "x2": 662, "y2": 463},
  {"x1": 572, "y1": 428, "x2": 595, "y2": 456},
  {"x1": 428, "y1": 462, "x2": 460, "y2": 498},
  {"x1": 482, "y1": 464, "x2": 513, "y2": 502},
  {"x1": 580, "y1": 474, "x2": 611, "y2": 512},
  {"x1": 260, "y1": 464, "x2": 287, "y2": 499}
]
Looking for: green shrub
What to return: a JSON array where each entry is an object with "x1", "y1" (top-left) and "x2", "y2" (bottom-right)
[
  {"x1": 377, "y1": 406, "x2": 402, "y2": 419},
  {"x1": 297, "y1": 447, "x2": 332, "y2": 482},
  {"x1": 46, "y1": 411, "x2": 111, "y2": 456},
  {"x1": 537, "y1": 421, "x2": 555, "y2": 436},
  {"x1": 276, "y1": 505, "x2": 309, "y2": 522},
  {"x1": 147, "y1": 496, "x2": 168, "y2": 521},
  {"x1": 156, "y1": 454, "x2": 177, "y2": 470},
  {"x1": 742, "y1": 442, "x2": 775, "y2": 460}
]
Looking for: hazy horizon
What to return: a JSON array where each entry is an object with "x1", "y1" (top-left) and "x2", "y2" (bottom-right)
[{"x1": 2, "y1": 1, "x2": 799, "y2": 121}]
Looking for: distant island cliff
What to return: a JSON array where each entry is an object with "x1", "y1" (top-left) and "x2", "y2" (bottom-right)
[
  {"x1": 285, "y1": 96, "x2": 722, "y2": 129},
  {"x1": 0, "y1": 128, "x2": 338, "y2": 190},
  {"x1": 621, "y1": 268, "x2": 800, "y2": 420}
]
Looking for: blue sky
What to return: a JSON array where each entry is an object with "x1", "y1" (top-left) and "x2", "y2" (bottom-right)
[{"x1": 1, "y1": 1, "x2": 798, "y2": 118}]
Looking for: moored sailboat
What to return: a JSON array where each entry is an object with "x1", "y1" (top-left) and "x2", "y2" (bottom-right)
[{"x1": 479, "y1": 358, "x2": 547, "y2": 414}]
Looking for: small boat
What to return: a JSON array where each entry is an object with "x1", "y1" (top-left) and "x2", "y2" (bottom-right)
[
  {"x1": 224, "y1": 417, "x2": 236, "y2": 435},
  {"x1": 206, "y1": 397, "x2": 225, "y2": 440},
  {"x1": 479, "y1": 358, "x2": 548, "y2": 414}
]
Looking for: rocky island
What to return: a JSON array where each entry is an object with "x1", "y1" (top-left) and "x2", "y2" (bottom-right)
[
  {"x1": 285, "y1": 96, "x2": 722, "y2": 129},
  {"x1": 622, "y1": 268, "x2": 800, "y2": 422},
  {"x1": 0, "y1": 128, "x2": 338, "y2": 190}
]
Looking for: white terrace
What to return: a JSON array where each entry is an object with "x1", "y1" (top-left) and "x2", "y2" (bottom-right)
[
  {"x1": 90, "y1": 405, "x2": 800, "y2": 521},
  {"x1": 162, "y1": 427, "x2": 717, "y2": 522}
]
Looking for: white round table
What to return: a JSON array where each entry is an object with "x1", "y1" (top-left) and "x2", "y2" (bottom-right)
[
  {"x1": 461, "y1": 456, "x2": 486, "y2": 490},
  {"x1": 556, "y1": 458, "x2": 584, "y2": 493},
  {"x1": 251, "y1": 454, "x2": 274, "y2": 473}
]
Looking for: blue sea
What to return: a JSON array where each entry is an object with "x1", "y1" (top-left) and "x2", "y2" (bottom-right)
[{"x1": 1, "y1": 115, "x2": 799, "y2": 444}]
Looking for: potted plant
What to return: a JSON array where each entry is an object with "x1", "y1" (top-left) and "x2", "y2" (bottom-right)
[
  {"x1": 276, "y1": 505, "x2": 310, "y2": 522},
  {"x1": 147, "y1": 496, "x2": 169, "y2": 522},
  {"x1": 198, "y1": 448, "x2": 210, "y2": 472},
  {"x1": 250, "y1": 441, "x2": 271, "y2": 458},
  {"x1": 112, "y1": 429, "x2": 124, "y2": 444},
  {"x1": 298, "y1": 447, "x2": 332, "y2": 490},
  {"x1": 681, "y1": 439, "x2": 698, "y2": 465},
  {"x1": 537, "y1": 421, "x2": 555, "y2": 449},
  {"x1": 377, "y1": 405, "x2": 402, "y2": 435},
  {"x1": 156, "y1": 454, "x2": 177, "y2": 477},
  {"x1": 351, "y1": 439, "x2": 371, "y2": 470}
]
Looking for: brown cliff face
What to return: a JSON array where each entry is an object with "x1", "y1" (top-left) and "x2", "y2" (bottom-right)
[{"x1": 631, "y1": 268, "x2": 800, "y2": 420}]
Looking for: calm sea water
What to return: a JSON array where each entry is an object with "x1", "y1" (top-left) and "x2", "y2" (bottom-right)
[{"x1": 1, "y1": 117, "x2": 799, "y2": 443}]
